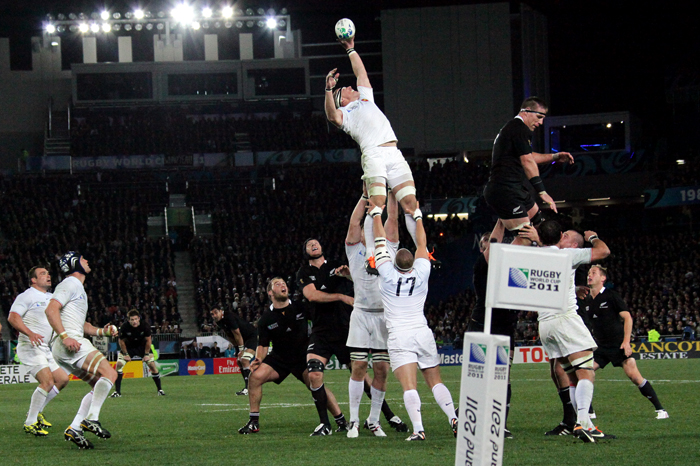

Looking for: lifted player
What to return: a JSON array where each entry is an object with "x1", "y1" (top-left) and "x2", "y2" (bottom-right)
[
  {"x1": 210, "y1": 306, "x2": 257, "y2": 396},
  {"x1": 111, "y1": 309, "x2": 165, "y2": 397},
  {"x1": 46, "y1": 252, "x2": 118, "y2": 449},
  {"x1": 9, "y1": 265, "x2": 69, "y2": 436}
]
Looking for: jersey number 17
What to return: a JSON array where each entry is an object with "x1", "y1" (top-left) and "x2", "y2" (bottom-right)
[{"x1": 395, "y1": 277, "x2": 416, "y2": 297}]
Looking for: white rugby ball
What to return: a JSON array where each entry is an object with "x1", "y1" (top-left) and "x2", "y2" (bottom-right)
[{"x1": 335, "y1": 18, "x2": 355, "y2": 40}]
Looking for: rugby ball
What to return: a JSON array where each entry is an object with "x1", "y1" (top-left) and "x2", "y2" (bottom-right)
[{"x1": 335, "y1": 18, "x2": 355, "y2": 40}]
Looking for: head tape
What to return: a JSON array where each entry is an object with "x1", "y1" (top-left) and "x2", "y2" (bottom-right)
[
  {"x1": 303, "y1": 238, "x2": 322, "y2": 260},
  {"x1": 59, "y1": 251, "x2": 87, "y2": 275},
  {"x1": 333, "y1": 88, "x2": 343, "y2": 109}
]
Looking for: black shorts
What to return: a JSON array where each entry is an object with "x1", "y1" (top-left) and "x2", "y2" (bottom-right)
[
  {"x1": 484, "y1": 182, "x2": 535, "y2": 220},
  {"x1": 594, "y1": 346, "x2": 631, "y2": 369},
  {"x1": 244, "y1": 334, "x2": 257, "y2": 350},
  {"x1": 263, "y1": 354, "x2": 307, "y2": 385},
  {"x1": 126, "y1": 346, "x2": 146, "y2": 359},
  {"x1": 307, "y1": 332, "x2": 351, "y2": 366}
]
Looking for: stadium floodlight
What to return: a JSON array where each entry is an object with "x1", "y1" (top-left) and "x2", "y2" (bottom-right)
[
  {"x1": 172, "y1": 4, "x2": 195, "y2": 25},
  {"x1": 145, "y1": 23, "x2": 153, "y2": 30},
  {"x1": 100, "y1": 10, "x2": 110, "y2": 20},
  {"x1": 245, "y1": 8, "x2": 254, "y2": 15},
  {"x1": 214, "y1": 21, "x2": 221, "y2": 28},
  {"x1": 156, "y1": 22, "x2": 165, "y2": 30},
  {"x1": 225, "y1": 21, "x2": 233, "y2": 28},
  {"x1": 69, "y1": 25, "x2": 78, "y2": 32},
  {"x1": 134, "y1": 9, "x2": 145, "y2": 19},
  {"x1": 246, "y1": 20, "x2": 254, "y2": 28},
  {"x1": 90, "y1": 23, "x2": 100, "y2": 33},
  {"x1": 56, "y1": 25, "x2": 66, "y2": 32},
  {"x1": 45, "y1": 24, "x2": 56, "y2": 34},
  {"x1": 280, "y1": 8, "x2": 288, "y2": 14},
  {"x1": 57, "y1": 14, "x2": 66, "y2": 20},
  {"x1": 91, "y1": 12, "x2": 99, "y2": 20},
  {"x1": 113, "y1": 12, "x2": 121, "y2": 19},
  {"x1": 257, "y1": 8, "x2": 265, "y2": 15},
  {"x1": 235, "y1": 20, "x2": 243, "y2": 28},
  {"x1": 278, "y1": 19, "x2": 286, "y2": 27},
  {"x1": 113, "y1": 23, "x2": 121, "y2": 31},
  {"x1": 78, "y1": 23, "x2": 89, "y2": 33},
  {"x1": 202, "y1": 21, "x2": 210, "y2": 28},
  {"x1": 68, "y1": 13, "x2": 77, "y2": 20},
  {"x1": 102, "y1": 23, "x2": 111, "y2": 32},
  {"x1": 266, "y1": 17, "x2": 277, "y2": 29},
  {"x1": 124, "y1": 23, "x2": 132, "y2": 31},
  {"x1": 202, "y1": 7, "x2": 213, "y2": 18},
  {"x1": 256, "y1": 20, "x2": 265, "y2": 28},
  {"x1": 124, "y1": 11, "x2": 133, "y2": 19},
  {"x1": 192, "y1": 21, "x2": 201, "y2": 30},
  {"x1": 222, "y1": 6, "x2": 234, "y2": 18},
  {"x1": 135, "y1": 23, "x2": 143, "y2": 31}
]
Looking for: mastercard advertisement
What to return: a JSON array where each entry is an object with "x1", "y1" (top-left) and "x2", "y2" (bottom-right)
[{"x1": 178, "y1": 358, "x2": 214, "y2": 376}]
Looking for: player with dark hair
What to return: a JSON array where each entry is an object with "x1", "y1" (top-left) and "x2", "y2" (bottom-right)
[
  {"x1": 238, "y1": 278, "x2": 323, "y2": 435},
  {"x1": 584, "y1": 265, "x2": 669, "y2": 419},
  {"x1": 111, "y1": 309, "x2": 164, "y2": 397},
  {"x1": 9, "y1": 265, "x2": 69, "y2": 436},
  {"x1": 325, "y1": 32, "x2": 425, "y2": 273},
  {"x1": 297, "y1": 239, "x2": 354, "y2": 436},
  {"x1": 45, "y1": 251, "x2": 118, "y2": 449},
  {"x1": 484, "y1": 97, "x2": 574, "y2": 243},
  {"x1": 210, "y1": 306, "x2": 257, "y2": 396}
]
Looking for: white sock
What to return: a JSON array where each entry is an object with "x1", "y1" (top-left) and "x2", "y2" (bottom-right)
[
  {"x1": 41, "y1": 385, "x2": 60, "y2": 412},
  {"x1": 403, "y1": 389, "x2": 424, "y2": 433},
  {"x1": 431, "y1": 383, "x2": 457, "y2": 421},
  {"x1": 369, "y1": 386, "x2": 385, "y2": 425},
  {"x1": 71, "y1": 391, "x2": 94, "y2": 430},
  {"x1": 404, "y1": 214, "x2": 418, "y2": 247},
  {"x1": 575, "y1": 379, "x2": 594, "y2": 430},
  {"x1": 363, "y1": 215, "x2": 375, "y2": 257},
  {"x1": 348, "y1": 378, "x2": 364, "y2": 423},
  {"x1": 87, "y1": 378, "x2": 113, "y2": 421},
  {"x1": 569, "y1": 385, "x2": 577, "y2": 414},
  {"x1": 25, "y1": 387, "x2": 48, "y2": 425}
]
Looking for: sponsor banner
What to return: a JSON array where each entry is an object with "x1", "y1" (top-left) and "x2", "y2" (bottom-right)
[
  {"x1": 159, "y1": 340, "x2": 180, "y2": 355},
  {"x1": 257, "y1": 149, "x2": 360, "y2": 166},
  {"x1": 67, "y1": 360, "x2": 143, "y2": 381},
  {"x1": 27, "y1": 156, "x2": 72, "y2": 171},
  {"x1": 487, "y1": 244, "x2": 571, "y2": 315},
  {"x1": 456, "y1": 333, "x2": 510, "y2": 466},
  {"x1": 72, "y1": 155, "x2": 167, "y2": 170},
  {"x1": 434, "y1": 197, "x2": 479, "y2": 215},
  {"x1": 0, "y1": 364, "x2": 37, "y2": 384},
  {"x1": 179, "y1": 358, "x2": 214, "y2": 376},
  {"x1": 645, "y1": 186, "x2": 700, "y2": 209},
  {"x1": 632, "y1": 341, "x2": 700, "y2": 360},
  {"x1": 214, "y1": 357, "x2": 241, "y2": 375},
  {"x1": 323, "y1": 148, "x2": 360, "y2": 163},
  {"x1": 193, "y1": 153, "x2": 229, "y2": 167},
  {"x1": 144, "y1": 359, "x2": 180, "y2": 377},
  {"x1": 92, "y1": 336, "x2": 109, "y2": 354},
  {"x1": 439, "y1": 349, "x2": 465, "y2": 366}
]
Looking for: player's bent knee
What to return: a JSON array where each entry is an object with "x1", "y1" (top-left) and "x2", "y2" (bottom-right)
[
  {"x1": 570, "y1": 355, "x2": 594, "y2": 372},
  {"x1": 307, "y1": 358, "x2": 325, "y2": 373},
  {"x1": 394, "y1": 186, "x2": 416, "y2": 204},
  {"x1": 241, "y1": 351, "x2": 255, "y2": 363},
  {"x1": 369, "y1": 185, "x2": 387, "y2": 199}
]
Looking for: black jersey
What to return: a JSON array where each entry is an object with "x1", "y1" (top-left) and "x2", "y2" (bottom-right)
[
  {"x1": 119, "y1": 321, "x2": 152, "y2": 352},
  {"x1": 257, "y1": 301, "x2": 309, "y2": 363},
  {"x1": 469, "y1": 252, "x2": 518, "y2": 334},
  {"x1": 488, "y1": 118, "x2": 533, "y2": 186},
  {"x1": 296, "y1": 260, "x2": 352, "y2": 337},
  {"x1": 215, "y1": 311, "x2": 256, "y2": 343},
  {"x1": 583, "y1": 287, "x2": 627, "y2": 347}
]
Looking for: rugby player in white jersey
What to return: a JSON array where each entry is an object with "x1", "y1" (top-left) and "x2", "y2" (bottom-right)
[
  {"x1": 518, "y1": 221, "x2": 614, "y2": 443},
  {"x1": 9, "y1": 265, "x2": 69, "y2": 436},
  {"x1": 325, "y1": 33, "x2": 426, "y2": 274},
  {"x1": 345, "y1": 188, "x2": 407, "y2": 437},
  {"x1": 369, "y1": 201, "x2": 458, "y2": 441},
  {"x1": 45, "y1": 252, "x2": 119, "y2": 449}
]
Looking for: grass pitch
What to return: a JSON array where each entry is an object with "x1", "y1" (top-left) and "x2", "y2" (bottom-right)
[{"x1": 1, "y1": 359, "x2": 698, "y2": 465}]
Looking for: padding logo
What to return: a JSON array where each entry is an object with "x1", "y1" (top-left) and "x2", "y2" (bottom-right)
[
  {"x1": 496, "y1": 346, "x2": 509, "y2": 366},
  {"x1": 508, "y1": 268, "x2": 529, "y2": 288},
  {"x1": 469, "y1": 343, "x2": 487, "y2": 364}
]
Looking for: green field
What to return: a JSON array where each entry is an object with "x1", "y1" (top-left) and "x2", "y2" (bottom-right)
[{"x1": 1, "y1": 359, "x2": 698, "y2": 465}]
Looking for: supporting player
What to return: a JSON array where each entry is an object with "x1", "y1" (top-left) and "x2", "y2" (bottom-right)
[
  {"x1": 238, "y1": 278, "x2": 315, "y2": 434},
  {"x1": 111, "y1": 309, "x2": 165, "y2": 397},
  {"x1": 9, "y1": 265, "x2": 69, "y2": 436},
  {"x1": 325, "y1": 33, "x2": 426, "y2": 272},
  {"x1": 345, "y1": 188, "x2": 407, "y2": 437},
  {"x1": 297, "y1": 239, "x2": 353, "y2": 436},
  {"x1": 371, "y1": 201, "x2": 458, "y2": 441},
  {"x1": 584, "y1": 265, "x2": 669, "y2": 419},
  {"x1": 518, "y1": 222, "x2": 615, "y2": 443},
  {"x1": 45, "y1": 252, "x2": 119, "y2": 449},
  {"x1": 483, "y1": 97, "x2": 573, "y2": 244},
  {"x1": 210, "y1": 306, "x2": 257, "y2": 396}
]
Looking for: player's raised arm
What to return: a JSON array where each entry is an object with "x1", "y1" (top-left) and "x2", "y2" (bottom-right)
[
  {"x1": 413, "y1": 205, "x2": 429, "y2": 261},
  {"x1": 324, "y1": 68, "x2": 343, "y2": 126},
  {"x1": 339, "y1": 37, "x2": 370, "y2": 88},
  {"x1": 584, "y1": 230, "x2": 610, "y2": 262},
  {"x1": 346, "y1": 187, "x2": 368, "y2": 244}
]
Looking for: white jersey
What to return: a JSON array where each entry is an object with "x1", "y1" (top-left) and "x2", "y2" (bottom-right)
[
  {"x1": 51, "y1": 276, "x2": 89, "y2": 339},
  {"x1": 538, "y1": 246, "x2": 592, "y2": 322},
  {"x1": 346, "y1": 240, "x2": 398, "y2": 312},
  {"x1": 9, "y1": 287, "x2": 54, "y2": 346},
  {"x1": 377, "y1": 258, "x2": 431, "y2": 332},
  {"x1": 340, "y1": 86, "x2": 398, "y2": 153}
]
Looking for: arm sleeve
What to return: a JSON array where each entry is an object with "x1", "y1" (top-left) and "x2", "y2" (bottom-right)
[
  {"x1": 513, "y1": 123, "x2": 533, "y2": 157},
  {"x1": 570, "y1": 248, "x2": 593, "y2": 268},
  {"x1": 9, "y1": 295, "x2": 28, "y2": 318},
  {"x1": 358, "y1": 86, "x2": 374, "y2": 102},
  {"x1": 51, "y1": 281, "x2": 75, "y2": 307},
  {"x1": 143, "y1": 324, "x2": 152, "y2": 338},
  {"x1": 226, "y1": 314, "x2": 241, "y2": 331},
  {"x1": 257, "y1": 315, "x2": 271, "y2": 347},
  {"x1": 414, "y1": 258, "x2": 432, "y2": 282},
  {"x1": 612, "y1": 291, "x2": 629, "y2": 314},
  {"x1": 296, "y1": 266, "x2": 309, "y2": 289}
]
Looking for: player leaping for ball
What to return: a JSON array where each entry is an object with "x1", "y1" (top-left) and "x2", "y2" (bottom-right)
[{"x1": 325, "y1": 29, "x2": 428, "y2": 274}]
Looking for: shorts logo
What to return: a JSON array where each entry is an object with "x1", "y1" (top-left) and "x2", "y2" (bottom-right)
[
  {"x1": 469, "y1": 343, "x2": 487, "y2": 364},
  {"x1": 508, "y1": 268, "x2": 529, "y2": 288},
  {"x1": 496, "y1": 346, "x2": 509, "y2": 366}
]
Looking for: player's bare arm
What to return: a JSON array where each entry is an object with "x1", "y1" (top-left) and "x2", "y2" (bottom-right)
[
  {"x1": 520, "y1": 153, "x2": 558, "y2": 213},
  {"x1": 302, "y1": 283, "x2": 354, "y2": 306},
  {"x1": 345, "y1": 189, "x2": 368, "y2": 244},
  {"x1": 324, "y1": 68, "x2": 343, "y2": 126},
  {"x1": 620, "y1": 311, "x2": 634, "y2": 357},
  {"x1": 414, "y1": 214, "x2": 429, "y2": 261},
  {"x1": 119, "y1": 338, "x2": 131, "y2": 361},
  {"x1": 532, "y1": 151, "x2": 574, "y2": 165},
  {"x1": 45, "y1": 299, "x2": 81, "y2": 352},
  {"x1": 8, "y1": 312, "x2": 44, "y2": 346},
  {"x1": 584, "y1": 230, "x2": 610, "y2": 262},
  {"x1": 339, "y1": 37, "x2": 370, "y2": 88}
]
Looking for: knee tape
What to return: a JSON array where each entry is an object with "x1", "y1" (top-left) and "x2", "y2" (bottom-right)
[
  {"x1": 570, "y1": 355, "x2": 594, "y2": 371},
  {"x1": 350, "y1": 351, "x2": 369, "y2": 362},
  {"x1": 307, "y1": 358, "x2": 325, "y2": 373},
  {"x1": 394, "y1": 185, "x2": 416, "y2": 203},
  {"x1": 241, "y1": 351, "x2": 255, "y2": 363},
  {"x1": 560, "y1": 360, "x2": 575, "y2": 374},
  {"x1": 508, "y1": 221, "x2": 531, "y2": 231},
  {"x1": 368, "y1": 185, "x2": 387, "y2": 198},
  {"x1": 371, "y1": 353, "x2": 390, "y2": 364}
]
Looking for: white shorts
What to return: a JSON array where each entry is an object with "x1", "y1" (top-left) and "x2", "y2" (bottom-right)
[
  {"x1": 387, "y1": 326, "x2": 440, "y2": 372},
  {"x1": 51, "y1": 336, "x2": 101, "y2": 376},
  {"x1": 539, "y1": 313, "x2": 597, "y2": 359},
  {"x1": 16, "y1": 341, "x2": 60, "y2": 378},
  {"x1": 361, "y1": 146, "x2": 413, "y2": 188},
  {"x1": 346, "y1": 309, "x2": 389, "y2": 350}
]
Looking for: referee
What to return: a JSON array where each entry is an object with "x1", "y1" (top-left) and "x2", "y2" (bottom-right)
[
  {"x1": 584, "y1": 265, "x2": 669, "y2": 419},
  {"x1": 112, "y1": 309, "x2": 165, "y2": 397}
]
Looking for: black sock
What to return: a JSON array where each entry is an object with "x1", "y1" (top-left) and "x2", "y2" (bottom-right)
[
  {"x1": 505, "y1": 382, "x2": 512, "y2": 427},
  {"x1": 152, "y1": 373, "x2": 162, "y2": 391},
  {"x1": 363, "y1": 381, "x2": 395, "y2": 420},
  {"x1": 311, "y1": 384, "x2": 330, "y2": 425},
  {"x1": 250, "y1": 412, "x2": 260, "y2": 423},
  {"x1": 115, "y1": 372, "x2": 123, "y2": 393},
  {"x1": 589, "y1": 403, "x2": 595, "y2": 414},
  {"x1": 638, "y1": 380, "x2": 664, "y2": 410},
  {"x1": 242, "y1": 368, "x2": 251, "y2": 389},
  {"x1": 559, "y1": 388, "x2": 576, "y2": 427},
  {"x1": 334, "y1": 413, "x2": 347, "y2": 426}
]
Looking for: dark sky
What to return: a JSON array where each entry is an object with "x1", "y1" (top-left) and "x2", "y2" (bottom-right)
[{"x1": 0, "y1": 0, "x2": 697, "y2": 126}]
